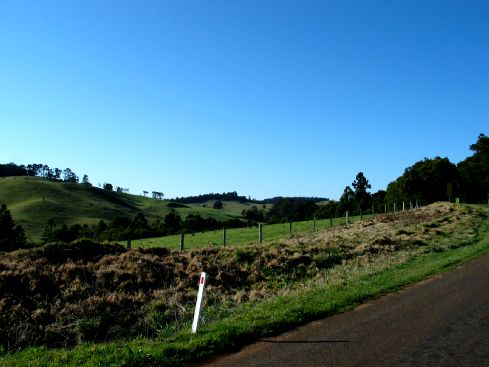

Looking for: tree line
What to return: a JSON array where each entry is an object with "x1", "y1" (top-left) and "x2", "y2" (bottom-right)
[
  {"x1": 173, "y1": 191, "x2": 249, "y2": 204},
  {"x1": 0, "y1": 163, "x2": 87, "y2": 184},
  {"x1": 40, "y1": 211, "x2": 247, "y2": 244},
  {"x1": 248, "y1": 133, "x2": 489, "y2": 224}
]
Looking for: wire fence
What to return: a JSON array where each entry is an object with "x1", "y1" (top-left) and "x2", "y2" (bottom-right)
[{"x1": 122, "y1": 201, "x2": 422, "y2": 251}]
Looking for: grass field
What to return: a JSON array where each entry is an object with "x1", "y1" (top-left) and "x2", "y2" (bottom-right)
[
  {"x1": 0, "y1": 176, "x2": 244, "y2": 242},
  {"x1": 2, "y1": 203, "x2": 487, "y2": 366},
  {"x1": 124, "y1": 214, "x2": 366, "y2": 249}
]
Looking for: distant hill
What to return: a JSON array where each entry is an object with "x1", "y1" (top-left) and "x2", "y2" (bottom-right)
[{"x1": 0, "y1": 176, "x2": 244, "y2": 243}]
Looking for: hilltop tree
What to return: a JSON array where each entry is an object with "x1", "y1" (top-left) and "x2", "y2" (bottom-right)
[
  {"x1": 213, "y1": 200, "x2": 223, "y2": 209},
  {"x1": 152, "y1": 191, "x2": 164, "y2": 200},
  {"x1": 82, "y1": 175, "x2": 91, "y2": 186},
  {"x1": 63, "y1": 168, "x2": 78, "y2": 183},
  {"x1": 0, "y1": 204, "x2": 26, "y2": 250},
  {"x1": 103, "y1": 183, "x2": 113, "y2": 191}
]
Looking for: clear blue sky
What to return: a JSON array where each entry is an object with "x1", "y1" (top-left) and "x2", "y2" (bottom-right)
[{"x1": 1, "y1": 1, "x2": 488, "y2": 200}]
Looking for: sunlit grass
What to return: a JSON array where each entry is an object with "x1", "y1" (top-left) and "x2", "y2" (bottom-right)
[{"x1": 2, "y1": 204, "x2": 488, "y2": 366}]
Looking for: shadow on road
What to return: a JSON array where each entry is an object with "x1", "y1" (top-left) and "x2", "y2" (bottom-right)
[{"x1": 260, "y1": 339, "x2": 349, "y2": 344}]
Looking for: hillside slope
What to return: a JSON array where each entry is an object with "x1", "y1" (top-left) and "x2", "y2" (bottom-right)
[{"x1": 0, "y1": 176, "x2": 242, "y2": 242}]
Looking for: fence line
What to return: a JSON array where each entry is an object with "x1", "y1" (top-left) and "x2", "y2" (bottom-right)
[{"x1": 125, "y1": 202, "x2": 419, "y2": 250}]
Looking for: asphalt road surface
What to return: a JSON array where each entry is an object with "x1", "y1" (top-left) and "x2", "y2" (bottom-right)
[{"x1": 192, "y1": 252, "x2": 489, "y2": 367}]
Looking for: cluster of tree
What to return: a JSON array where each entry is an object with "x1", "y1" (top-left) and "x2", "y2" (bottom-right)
[
  {"x1": 0, "y1": 163, "x2": 90, "y2": 185},
  {"x1": 0, "y1": 204, "x2": 27, "y2": 251},
  {"x1": 264, "y1": 173, "x2": 385, "y2": 223},
  {"x1": 173, "y1": 191, "x2": 249, "y2": 204},
  {"x1": 385, "y1": 134, "x2": 489, "y2": 205},
  {"x1": 241, "y1": 205, "x2": 266, "y2": 222},
  {"x1": 41, "y1": 211, "x2": 248, "y2": 244},
  {"x1": 152, "y1": 191, "x2": 164, "y2": 200},
  {"x1": 266, "y1": 198, "x2": 318, "y2": 223}
]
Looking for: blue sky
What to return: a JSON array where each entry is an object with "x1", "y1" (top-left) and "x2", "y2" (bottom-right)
[{"x1": 1, "y1": 1, "x2": 488, "y2": 200}]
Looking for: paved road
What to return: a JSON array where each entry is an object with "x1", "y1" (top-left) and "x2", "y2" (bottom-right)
[{"x1": 192, "y1": 252, "x2": 489, "y2": 367}]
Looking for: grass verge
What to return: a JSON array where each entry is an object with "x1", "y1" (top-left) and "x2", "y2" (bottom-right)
[{"x1": 2, "y1": 206, "x2": 489, "y2": 367}]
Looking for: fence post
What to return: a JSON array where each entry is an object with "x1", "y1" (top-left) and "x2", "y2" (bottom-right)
[
  {"x1": 394, "y1": 203, "x2": 397, "y2": 213},
  {"x1": 360, "y1": 209, "x2": 363, "y2": 221},
  {"x1": 384, "y1": 203, "x2": 387, "y2": 214},
  {"x1": 180, "y1": 233, "x2": 185, "y2": 251},
  {"x1": 223, "y1": 228, "x2": 227, "y2": 247},
  {"x1": 127, "y1": 238, "x2": 132, "y2": 250},
  {"x1": 403, "y1": 201, "x2": 405, "y2": 211},
  {"x1": 410, "y1": 201, "x2": 413, "y2": 210},
  {"x1": 259, "y1": 223, "x2": 263, "y2": 244},
  {"x1": 330, "y1": 213, "x2": 333, "y2": 228},
  {"x1": 372, "y1": 204, "x2": 375, "y2": 219},
  {"x1": 346, "y1": 211, "x2": 349, "y2": 225},
  {"x1": 313, "y1": 216, "x2": 316, "y2": 233},
  {"x1": 289, "y1": 222, "x2": 292, "y2": 236}
]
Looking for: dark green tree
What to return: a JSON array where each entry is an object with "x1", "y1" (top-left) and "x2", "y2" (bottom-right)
[
  {"x1": 386, "y1": 157, "x2": 459, "y2": 205},
  {"x1": 0, "y1": 204, "x2": 26, "y2": 250},
  {"x1": 213, "y1": 200, "x2": 223, "y2": 209},
  {"x1": 41, "y1": 219, "x2": 56, "y2": 244},
  {"x1": 338, "y1": 186, "x2": 355, "y2": 215},
  {"x1": 458, "y1": 133, "x2": 489, "y2": 203},
  {"x1": 164, "y1": 211, "x2": 182, "y2": 234},
  {"x1": 352, "y1": 172, "x2": 372, "y2": 211}
]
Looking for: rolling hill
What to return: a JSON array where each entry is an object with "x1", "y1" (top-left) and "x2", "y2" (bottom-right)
[{"x1": 0, "y1": 176, "x2": 249, "y2": 243}]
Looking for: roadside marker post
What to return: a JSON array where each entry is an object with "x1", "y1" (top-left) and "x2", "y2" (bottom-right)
[{"x1": 192, "y1": 272, "x2": 207, "y2": 333}]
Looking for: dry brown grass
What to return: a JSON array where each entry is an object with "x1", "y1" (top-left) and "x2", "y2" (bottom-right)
[{"x1": 0, "y1": 203, "x2": 479, "y2": 350}]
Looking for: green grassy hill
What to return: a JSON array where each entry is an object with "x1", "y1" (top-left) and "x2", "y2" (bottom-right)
[{"x1": 0, "y1": 176, "x2": 243, "y2": 243}]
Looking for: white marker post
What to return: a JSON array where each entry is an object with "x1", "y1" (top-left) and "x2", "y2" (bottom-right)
[{"x1": 192, "y1": 272, "x2": 207, "y2": 333}]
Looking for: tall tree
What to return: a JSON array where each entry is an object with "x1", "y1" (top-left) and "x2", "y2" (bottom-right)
[
  {"x1": 0, "y1": 204, "x2": 26, "y2": 250},
  {"x1": 352, "y1": 172, "x2": 372, "y2": 210}
]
